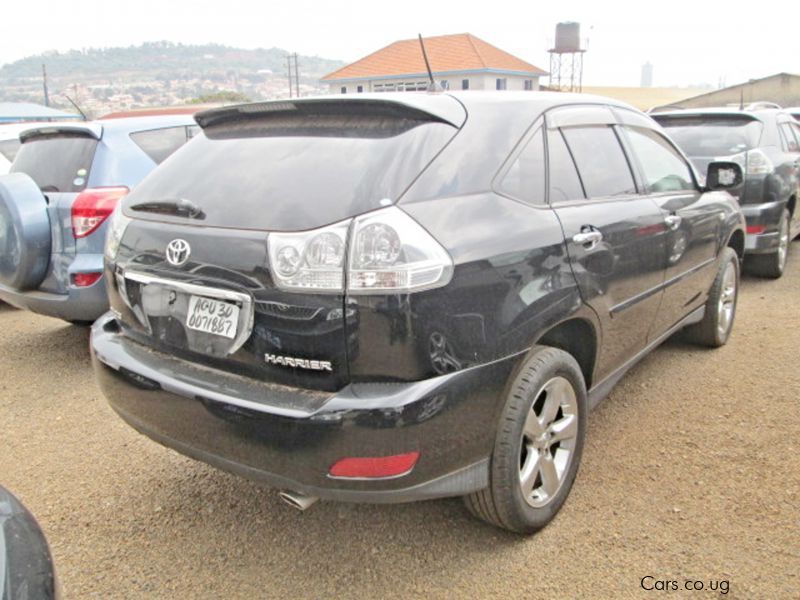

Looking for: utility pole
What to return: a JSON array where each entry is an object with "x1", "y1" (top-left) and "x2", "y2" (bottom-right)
[
  {"x1": 285, "y1": 53, "x2": 301, "y2": 99},
  {"x1": 293, "y1": 53, "x2": 300, "y2": 98},
  {"x1": 286, "y1": 54, "x2": 293, "y2": 98},
  {"x1": 42, "y1": 64, "x2": 50, "y2": 107}
]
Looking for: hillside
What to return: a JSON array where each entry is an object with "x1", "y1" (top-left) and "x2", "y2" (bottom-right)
[{"x1": 0, "y1": 41, "x2": 346, "y2": 117}]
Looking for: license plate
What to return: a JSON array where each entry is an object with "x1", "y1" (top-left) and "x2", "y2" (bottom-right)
[{"x1": 186, "y1": 295, "x2": 240, "y2": 339}]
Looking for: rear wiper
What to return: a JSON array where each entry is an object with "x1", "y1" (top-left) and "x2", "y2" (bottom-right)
[{"x1": 129, "y1": 198, "x2": 206, "y2": 220}]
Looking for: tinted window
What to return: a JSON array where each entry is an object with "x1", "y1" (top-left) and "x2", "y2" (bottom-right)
[
  {"x1": 125, "y1": 115, "x2": 458, "y2": 231},
  {"x1": 561, "y1": 126, "x2": 636, "y2": 198},
  {"x1": 791, "y1": 123, "x2": 800, "y2": 148},
  {"x1": 0, "y1": 139, "x2": 20, "y2": 162},
  {"x1": 10, "y1": 134, "x2": 97, "y2": 192},
  {"x1": 130, "y1": 126, "x2": 191, "y2": 164},
  {"x1": 655, "y1": 116, "x2": 763, "y2": 156},
  {"x1": 498, "y1": 128, "x2": 545, "y2": 205},
  {"x1": 547, "y1": 129, "x2": 585, "y2": 203},
  {"x1": 624, "y1": 127, "x2": 695, "y2": 192},
  {"x1": 779, "y1": 123, "x2": 799, "y2": 152}
]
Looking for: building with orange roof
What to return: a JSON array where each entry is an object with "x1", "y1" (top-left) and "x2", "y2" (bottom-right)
[{"x1": 321, "y1": 33, "x2": 547, "y2": 94}]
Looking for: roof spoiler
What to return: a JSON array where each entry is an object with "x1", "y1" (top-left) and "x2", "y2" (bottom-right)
[
  {"x1": 195, "y1": 96, "x2": 466, "y2": 130},
  {"x1": 19, "y1": 122, "x2": 102, "y2": 143}
]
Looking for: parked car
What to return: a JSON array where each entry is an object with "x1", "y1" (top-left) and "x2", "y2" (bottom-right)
[
  {"x1": 0, "y1": 485, "x2": 59, "y2": 599},
  {"x1": 653, "y1": 108, "x2": 800, "y2": 278},
  {"x1": 91, "y1": 93, "x2": 745, "y2": 533},
  {"x1": 0, "y1": 123, "x2": 45, "y2": 175},
  {"x1": 0, "y1": 115, "x2": 198, "y2": 323},
  {"x1": 785, "y1": 107, "x2": 800, "y2": 122}
]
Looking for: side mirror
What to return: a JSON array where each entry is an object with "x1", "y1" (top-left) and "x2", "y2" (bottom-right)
[{"x1": 706, "y1": 161, "x2": 743, "y2": 191}]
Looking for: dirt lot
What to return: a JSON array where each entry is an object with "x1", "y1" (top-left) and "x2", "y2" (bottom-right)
[{"x1": 1, "y1": 247, "x2": 799, "y2": 599}]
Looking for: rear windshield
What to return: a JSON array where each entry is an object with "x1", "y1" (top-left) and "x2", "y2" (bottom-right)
[
  {"x1": 123, "y1": 115, "x2": 458, "y2": 231},
  {"x1": 655, "y1": 116, "x2": 763, "y2": 157},
  {"x1": 11, "y1": 133, "x2": 97, "y2": 192},
  {"x1": 0, "y1": 139, "x2": 20, "y2": 162}
]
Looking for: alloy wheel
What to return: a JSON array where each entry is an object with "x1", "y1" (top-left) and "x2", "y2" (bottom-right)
[
  {"x1": 717, "y1": 260, "x2": 737, "y2": 337},
  {"x1": 777, "y1": 218, "x2": 790, "y2": 272},
  {"x1": 519, "y1": 376, "x2": 579, "y2": 508}
]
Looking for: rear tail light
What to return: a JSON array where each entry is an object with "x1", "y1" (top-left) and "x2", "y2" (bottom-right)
[
  {"x1": 329, "y1": 451, "x2": 420, "y2": 479},
  {"x1": 745, "y1": 149, "x2": 774, "y2": 176},
  {"x1": 267, "y1": 207, "x2": 453, "y2": 294},
  {"x1": 71, "y1": 272, "x2": 102, "y2": 287},
  {"x1": 105, "y1": 206, "x2": 133, "y2": 261},
  {"x1": 746, "y1": 225, "x2": 766, "y2": 235},
  {"x1": 268, "y1": 221, "x2": 349, "y2": 292},
  {"x1": 348, "y1": 207, "x2": 453, "y2": 294},
  {"x1": 71, "y1": 187, "x2": 129, "y2": 238}
]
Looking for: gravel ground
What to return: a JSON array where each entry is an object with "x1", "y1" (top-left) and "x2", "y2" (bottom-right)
[{"x1": 1, "y1": 247, "x2": 799, "y2": 599}]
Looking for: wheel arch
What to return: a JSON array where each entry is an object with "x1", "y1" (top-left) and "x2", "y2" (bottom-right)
[
  {"x1": 534, "y1": 317, "x2": 598, "y2": 389},
  {"x1": 726, "y1": 227, "x2": 745, "y2": 260}
]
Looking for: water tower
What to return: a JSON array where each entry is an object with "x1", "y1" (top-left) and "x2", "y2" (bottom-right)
[{"x1": 548, "y1": 22, "x2": 585, "y2": 92}]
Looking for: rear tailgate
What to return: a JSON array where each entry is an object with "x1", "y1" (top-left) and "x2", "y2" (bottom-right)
[
  {"x1": 110, "y1": 96, "x2": 465, "y2": 393},
  {"x1": 9, "y1": 127, "x2": 100, "y2": 293}
]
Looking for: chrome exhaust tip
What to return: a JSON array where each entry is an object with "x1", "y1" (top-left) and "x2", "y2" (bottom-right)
[{"x1": 278, "y1": 490, "x2": 319, "y2": 511}]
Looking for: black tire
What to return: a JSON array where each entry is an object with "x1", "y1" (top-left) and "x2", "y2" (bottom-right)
[
  {"x1": 684, "y1": 247, "x2": 739, "y2": 348},
  {"x1": 745, "y1": 209, "x2": 789, "y2": 279},
  {"x1": 464, "y1": 345, "x2": 587, "y2": 534}
]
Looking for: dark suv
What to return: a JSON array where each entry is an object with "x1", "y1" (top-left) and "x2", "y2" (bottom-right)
[
  {"x1": 653, "y1": 108, "x2": 800, "y2": 278},
  {"x1": 91, "y1": 93, "x2": 745, "y2": 533}
]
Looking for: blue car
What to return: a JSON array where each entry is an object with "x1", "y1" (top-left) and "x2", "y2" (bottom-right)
[{"x1": 0, "y1": 115, "x2": 198, "y2": 322}]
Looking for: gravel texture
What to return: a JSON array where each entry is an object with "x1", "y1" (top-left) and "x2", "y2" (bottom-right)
[{"x1": 1, "y1": 246, "x2": 799, "y2": 599}]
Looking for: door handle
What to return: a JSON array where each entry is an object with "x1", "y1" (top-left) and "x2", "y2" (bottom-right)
[
  {"x1": 572, "y1": 230, "x2": 603, "y2": 246},
  {"x1": 664, "y1": 215, "x2": 682, "y2": 230}
]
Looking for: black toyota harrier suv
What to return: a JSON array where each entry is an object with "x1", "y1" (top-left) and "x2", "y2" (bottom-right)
[
  {"x1": 653, "y1": 108, "x2": 800, "y2": 278},
  {"x1": 91, "y1": 93, "x2": 745, "y2": 533}
]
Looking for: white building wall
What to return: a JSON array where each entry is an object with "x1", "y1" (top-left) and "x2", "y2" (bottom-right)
[{"x1": 328, "y1": 74, "x2": 540, "y2": 94}]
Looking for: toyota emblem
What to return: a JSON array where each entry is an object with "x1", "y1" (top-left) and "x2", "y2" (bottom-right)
[{"x1": 166, "y1": 239, "x2": 191, "y2": 266}]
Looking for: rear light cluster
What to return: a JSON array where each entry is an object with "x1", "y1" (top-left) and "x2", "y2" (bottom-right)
[
  {"x1": 731, "y1": 149, "x2": 774, "y2": 176},
  {"x1": 267, "y1": 206, "x2": 453, "y2": 294},
  {"x1": 104, "y1": 206, "x2": 133, "y2": 261},
  {"x1": 71, "y1": 187, "x2": 129, "y2": 238}
]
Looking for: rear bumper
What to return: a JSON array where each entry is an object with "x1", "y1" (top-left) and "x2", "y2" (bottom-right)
[
  {"x1": 740, "y1": 200, "x2": 785, "y2": 255},
  {"x1": 0, "y1": 275, "x2": 108, "y2": 322},
  {"x1": 91, "y1": 313, "x2": 522, "y2": 503}
]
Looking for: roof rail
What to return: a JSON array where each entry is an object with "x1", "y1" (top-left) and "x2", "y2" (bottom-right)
[{"x1": 744, "y1": 101, "x2": 782, "y2": 110}]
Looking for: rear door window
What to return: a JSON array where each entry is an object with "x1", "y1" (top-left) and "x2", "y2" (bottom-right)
[
  {"x1": 779, "y1": 123, "x2": 799, "y2": 152},
  {"x1": 547, "y1": 129, "x2": 585, "y2": 203},
  {"x1": 130, "y1": 126, "x2": 193, "y2": 164},
  {"x1": 10, "y1": 133, "x2": 97, "y2": 192},
  {"x1": 498, "y1": 127, "x2": 545, "y2": 205},
  {"x1": 623, "y1": 127, "x2": 696, "y2": 192},
  {"x1": 561, "y1": 126, "x2": 637, "y2": 198}
]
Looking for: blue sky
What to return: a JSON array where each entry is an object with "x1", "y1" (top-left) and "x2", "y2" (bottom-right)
[{"x1": 2, "y1": 0, "x2": 798, "y2": 87}]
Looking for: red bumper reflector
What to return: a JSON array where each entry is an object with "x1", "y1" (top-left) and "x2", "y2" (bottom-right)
[
  {"x1": 746, "y1": 225, "x2": 766, "y2": 235},
  {"x1": 71, "y1": 272, "x2": 102, "y2": 287},
  {"x1": 329, "y1": 451, "x2": 420, "y2": 479}
]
